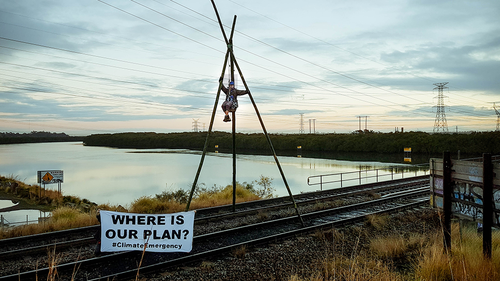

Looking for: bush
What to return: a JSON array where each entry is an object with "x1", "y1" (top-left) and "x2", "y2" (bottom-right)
[
  {"x1": 155, "y1": 189, "x2": 189, "y2": 204},
  {"x1": 129, "y1": 196, "x2": 184, "y2": 214}
]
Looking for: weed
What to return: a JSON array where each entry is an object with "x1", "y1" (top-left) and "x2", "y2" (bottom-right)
[
  {"x1": 370, "y1": 235, "x2": 407, "y2": 260},
  {"x1": 256, "y1": 210, "x2": 269, "y2": 222},
  {"x1": 365, "y1": 214, "x2": 389, "y2": 230},
  {"x1": 200, "y1": 261, "x2": 215, "y2": 270},
  {"x1": 313, "y1": 202, "x2": 327, "y2": 211},
  {"x1": 232, "y1": 245, "x2": 247, "y2": 259},
  {"x1": 47, "y1": 246, "x2": 61, "y2": 281},
  {"x1": 366, "y1": 190, "x2": 381, "y2": 199},
  {"x1": 415, "y1": 223, "x2": 500, "y2": 281}
]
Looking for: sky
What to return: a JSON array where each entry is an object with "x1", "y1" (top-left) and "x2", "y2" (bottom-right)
[{"x1": 0, "y1": 0, "x2": 499, "y2": 135}]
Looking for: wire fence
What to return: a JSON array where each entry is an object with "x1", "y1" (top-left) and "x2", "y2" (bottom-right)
[{"x1": 0, "y1": 211, "x2": 50, "y2": 229}]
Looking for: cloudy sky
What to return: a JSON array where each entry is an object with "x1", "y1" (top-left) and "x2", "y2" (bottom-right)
[{"x1": 0, "y1": 0, "x2": 499, "y2": 135}]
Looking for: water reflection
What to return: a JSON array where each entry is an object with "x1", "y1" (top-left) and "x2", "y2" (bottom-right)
[
  {"x1": 0, "y1": 142, "x2": 427, "y2": 207},
  {"x1": 0, "y1": 200, "x2": 18, "y2": 209},
  {"x1": 0, "y1": 210, "x2": 49, "y2": 226}
]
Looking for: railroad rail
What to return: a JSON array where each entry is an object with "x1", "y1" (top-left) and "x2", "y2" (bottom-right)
[
  {"x1": 0, "y1": 179, "x2": 430, "y2": 281},
  {"x1": 0, "y1": 176, "x2": 427, "y2": 254}
]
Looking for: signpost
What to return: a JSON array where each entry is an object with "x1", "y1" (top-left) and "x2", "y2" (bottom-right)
[{"x1": 37, "y1": 170, "x2": 64, "y2": 195}]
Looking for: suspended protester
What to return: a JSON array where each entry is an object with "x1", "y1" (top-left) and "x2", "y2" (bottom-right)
[{"x1": 220, "y1": 78, "x2": 249, "y2": 122}]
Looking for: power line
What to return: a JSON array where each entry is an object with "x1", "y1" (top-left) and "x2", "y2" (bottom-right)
[
  {"x1": 0, "y1": 3, "x2": 495, "y2": 133},
  {"x1": 97, "y1": 0, "x2": 222, "y2": 54}
]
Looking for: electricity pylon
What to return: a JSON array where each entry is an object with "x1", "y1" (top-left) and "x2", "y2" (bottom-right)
[
  {"x1": 192, "y1": 119, "x2": 200, "y2": 132},
  {"x1": 433, "y1": 82, "x2": 449, "y2": 133}
]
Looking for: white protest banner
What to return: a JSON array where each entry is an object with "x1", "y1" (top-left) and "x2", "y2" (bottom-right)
[{"x1": 100, "y1": 210, "x2": 195, "y2": 253}]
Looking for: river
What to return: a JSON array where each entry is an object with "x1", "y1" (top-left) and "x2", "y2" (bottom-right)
[{"x1": 0, "y1": 142, "x2": 423, "y2": 218}]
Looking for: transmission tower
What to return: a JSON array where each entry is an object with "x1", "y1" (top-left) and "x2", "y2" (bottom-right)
[
  {"x1": 433, "y1": 82, "x2": 449, "y2": 133},
  {"x1": 192, "y1": 119, "x2": 200, "y2": 132},
  {"x1": 299, "y1": 113, "x2": 305, "y2": 134},
  {"x1": 494, "y1": 103, "x2": 500, "y2": 131}
]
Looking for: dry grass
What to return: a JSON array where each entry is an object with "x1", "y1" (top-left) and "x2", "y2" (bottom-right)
[
  {"x1": 415, "y1": 223, "x2": 500, "y2": 281},
  {"x1": 129, "y1": 183, "x2": 262, "y2": 214},
  {"x1": 1, "y1": 179, "x2": 266, "y2": 238},
  {"x1": 365, "y1": 214, "x2": 389, "y2": 230},
  {"x1": 129, "y1": 196, "x2": 185, "y2": 214},
  {"x1": 256, "y1": 210, "x2": 269, "y2": 221},
  {"x1": 1, "y1": 175, "x2": 65, "y2": 208},
  {"x1": 290, "y1": 210, "x2": 500, "y2": 281},
  {"x1": 190, "y1": 184, "x2": 261, "y2": 210},
  {"x1": 46, "y1": 246, "x2": 61, "y2": 281},
  {"x1": 0, "y1": 207, "x2": 100, "y2": 239},
  {"x1": 291, "y1": 254, "x2": 404, "y2": 281},
  {"x1": 0, "y1": 203, "x2": 126, "y2": 239},
  {"x1": 232, "y1": 245, "x2": 247, "y2": 259},
  {"x1": 370, "y1": 235, "x2": 408, "y2": 259}
]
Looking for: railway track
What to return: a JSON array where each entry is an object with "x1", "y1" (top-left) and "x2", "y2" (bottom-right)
[
  {"x1": 0, "y1": 176, "x2": 427, "y2": 253},
  {"x1": 0, "y1": 176, "x2": 429, "y2": 280}
]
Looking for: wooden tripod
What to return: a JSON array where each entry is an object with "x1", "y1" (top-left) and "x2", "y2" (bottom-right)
[{"x1": 186, "y1": 0, "x2": 304, "y2": 227}]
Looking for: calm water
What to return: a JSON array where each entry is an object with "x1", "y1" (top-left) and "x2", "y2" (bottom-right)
[{"x1": 0, "y1": 142, "x2": 416, "y2": 208}]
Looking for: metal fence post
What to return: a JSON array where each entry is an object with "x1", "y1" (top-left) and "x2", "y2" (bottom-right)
[
  {"x1": 483, "y1": 153, "x2": 492, "y2": 259},
  {"x1": 443, "y1": 151, "x2": 452, "y2": 253}
]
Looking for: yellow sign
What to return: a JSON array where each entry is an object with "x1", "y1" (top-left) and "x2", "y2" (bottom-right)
[
  {"x1": 42, "y1": 172, "x2": 54, "y2": 183},
  {"x1": 404, "y1": 148, "x2": 411, "y2": 152}
]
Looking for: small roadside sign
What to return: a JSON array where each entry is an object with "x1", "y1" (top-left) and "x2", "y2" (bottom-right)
[
  {"x1": 37, "y1": 170, "x2": 64, "y2": 184},
  {"x1": 404, "y1": 147, "x2": 411, "y2": 162}
]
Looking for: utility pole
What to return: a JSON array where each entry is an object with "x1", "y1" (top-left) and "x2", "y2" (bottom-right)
[
  {"x1": 309, "y1": 119, "x2": 316, "y2": 134},
  {"x1": 494, "y1": 103, "x2": 500, "y2": 131},
  {"x1": 357, "y1": 116, "x2": 368, "y2": 131},
  {"x1": 299, "y1": 113, "x2": 305, "y2": 134},
  {"x1": 433, "y1": 82, "x2": 449, "y2": 133}
]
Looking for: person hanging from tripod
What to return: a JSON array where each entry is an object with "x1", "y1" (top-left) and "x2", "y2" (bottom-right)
[{"x1": 220, "y1": 78, "x2": 249, "y2": 122}]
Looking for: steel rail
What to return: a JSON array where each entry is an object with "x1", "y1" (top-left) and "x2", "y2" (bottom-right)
[
  {"x1": 0, "y1": 176, "x2": 428, "y2": 252},
  {"x1": 0, "y1": 189, "x2": 429, "y2": 280},
  {"x1": 0, "y1": 184, "x2": 427, "y2": 262},
  {"x1": 91, "y1": 198, "x2": 429, "y2": 281}
]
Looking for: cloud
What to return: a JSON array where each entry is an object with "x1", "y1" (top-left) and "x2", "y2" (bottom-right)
[
  {"x1": 378, "y1": 36, "x2": 500, "y2": 93},
  {"x1": 1, "y1": 0, "x2": 499, "y2": 134},
  {"x1": 267, "y1": 108, "x2": 322, "y2": 116}
]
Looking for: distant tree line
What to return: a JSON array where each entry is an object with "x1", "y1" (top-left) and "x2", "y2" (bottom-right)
[
  {"x1": 83, "y1": 131, "x2": 500, "y2": 156},
  {"x1": 0, "y1": 131, "x2": 83, "y2": 144}
]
